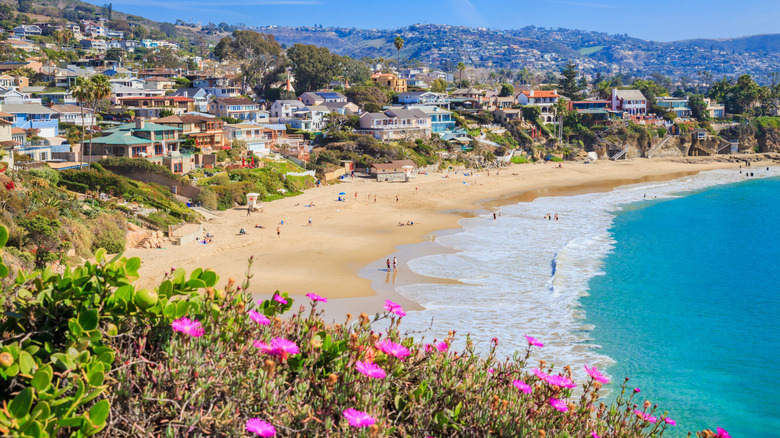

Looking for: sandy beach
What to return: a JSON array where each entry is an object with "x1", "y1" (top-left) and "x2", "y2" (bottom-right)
[{"x1": 127, "y1": 156, "x2": 753, "y2": 313}]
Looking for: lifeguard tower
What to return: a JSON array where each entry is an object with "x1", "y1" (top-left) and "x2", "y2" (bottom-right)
[{"x1": 246, "y1": 193, "x2": 262, "y2": 212}]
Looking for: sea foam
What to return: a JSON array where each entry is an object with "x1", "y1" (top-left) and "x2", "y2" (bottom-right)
[{"x1": 395, "y1": 167, "x2": 778, "y2": 383}]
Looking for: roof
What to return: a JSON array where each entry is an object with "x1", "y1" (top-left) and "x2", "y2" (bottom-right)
[
  {"x1": 144, "y1": 76, "x2": 172, "y2": 81},
  {"x1": 614, "y1": 89, "x2": 646, "y2": 101},
  {"x1": 520, "y1": 90, "x2": 560, "y2": 98},
  {"x1": 385, "y1": 108, "x2": 429, "y2": 119},
  {"x1": 225, "y1": 123, "x2": 272, "y2": 130},
  {"x1": 153, "y1": 114, "x2": 218, "y2": 124},
  {"x1": 103, "y1": 122, "x2": 181, "y2": 134},
  {"x1": 49, "y1": 104, "x2": 91, "y2": 113},
  {"x1": 215, "y1": 97, "x2": 257, "y2": 105},
  {"x1": 0, "y1": 118, "x2": 11, "y2": 126},
  {"x1": 12, "y1": 127, "x2": 25, "y2": 134},
  {"x1": 275, "y1": 100, "x2": 305, "y2": 106},
  {"x1": 1, "y1": 104, "x2": 55, "y2": 115},
  {"x1": 371, "y1": 160, "x2": 418, "y2": 170},
  {"x1": 0, "y1": 140, "x2": 19, "y2": 148},
  {"x1": 94, "y1": 131, "x2": 153, "y2": 146},
  {"x1": 116, "y1": 96, "x2": 193, "y2": 102},
  {"x1": 314, "y1": 91, "x2": 345, "y2": 99},
  {"x1": 172, "y1": 87, "x2": 209, "y2": 98}
]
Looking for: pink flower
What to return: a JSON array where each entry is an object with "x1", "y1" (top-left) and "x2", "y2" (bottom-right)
[
  {"x1": 269, "y1": 338, "x2": 299, "y2": 357},
  {"x1": 591, "y1": 432, "x2": 601, "y2": 438},
  {"x1": 525, "y1": 335, "x2": 544, "y2": 347},
  {"x1": 634, "y1": 388, "x2": 641, "y2": 393},
  {"x1": 253, "y1": 340, "x2": 272, "y2": 353},
  {"x1": 356, "y1": 360, "x2": 386, "y2": 379},
  {"x1": 306, "y1": 293, "x2": 327, "y2": 302},
  {"x1": 272, "y1": 294, "x2": 287, "y2": 304},
  {"x1": 434, "y1": 341, "x2": 448, "y2": 352},
  {"x1": 634, "y1": 410, "x2": 657, "y2": 423},
  {"x1": 342, "y1": 409, "x2": 375, "y2": 427},
  {"x1": 664, "y1": 417, "x2": 676, "y2": 426},
  {"x1": 487, "y1": 368, "x2": 494, "y2": 375},
  {"x1": 550, "y1": 398, "x2": 568, "y2": 412},
  {"x1": 532, "y1": 368, "x2": 548, "y2": 380},
  {"x1": 245, "y1": 418, "x2": 276, "y2": 437},
  {"x1": 171, "y1": 317, "x2": 205, "y2": 337},
  {"x1": 716, "y1": 427, "x2": 730, "y2": 438},
  {"x1": 545, "y1": 374, "x2": 577, "y2": 389},
  {"x1": 383, "y1": 299, "x2": 406, "y2": 317},
  {"x1": 248, "y1": 310, "x2": 270, "y2": 325},
  {"x1": 374, "y1": 339, "x2": 410, "y2": 359},
  {"x1": 512, "y1": 380, "x2": 532, "y2": 394},
  {"x1": 584, "y1": 365, "x2": 610, "y2": 384}
]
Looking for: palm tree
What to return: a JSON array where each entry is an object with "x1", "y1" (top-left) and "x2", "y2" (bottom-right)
[
  {"x1": 86, "y1": 75, "x2": 112, "y2": 165},
  {"x1": 393, "y1": 36, "x2": 404, "y2": 67},
  {"x1": 457, "y1": 62, "x2": 465, "y2": 87},
  {"x1": 70, "y1": 77, "x2": 90, "y2": 167}
]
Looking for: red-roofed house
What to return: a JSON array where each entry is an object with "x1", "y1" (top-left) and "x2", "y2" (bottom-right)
[{"x1": 517, "y1": 90, "x2": 560, "y2": 123}]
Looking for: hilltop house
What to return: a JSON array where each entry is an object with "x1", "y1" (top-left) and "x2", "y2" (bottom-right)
[
  {"x1": 152, "y1": 114, "x2": 227, "y2": 151},
  {"x1": 138, "y1": 69, "x2": 178, "y2": 80},
  {"x1": 13, "y1": 25, "x2": 42, "y2": 38},
  {"x1": 279, "y1": 106, "x2": 328, "y2": 132},
  {"x1": 172, "y1": 88, "x2": 213, "y2": 112},
  {"x1": 371, "y1": 73, "x2": 407, "y2": 93},
  {"x1": 517, "y1": 90, "x2": 560, "y2": 123},
  {"x1": 356, "y1": 108, "x2": 431, "y2": 140},
  {"x1": 115, "y1": 96, "x2": 194, "y2": 118},
  {"x1": 704, "y1": 98, "x2": 726, "y2": 118},
  {"x1": 270, "y1": 100, "x2": 306, "y2": 119},
  {"x1": 223, "y1": 123, "x2": 276, "y2": 156},
  {"x1": 89, "y1": 119, "x2": 194, "y2": 173},
  {"x1": 611, "y1": 89, "x2": 647, "y2": 116},
  {"x1": 299, "y1": 91, "x2": 347, "y2": 106},
  {"x1": 397, "y1": 91, "x2": 447, "y2": 106},
  {"x1": 192, "y1": 77, "x2": 240, "y2": 98},
  {"x1": 50, "y1": 104, "x2": 96, "y2": 127},
  {"x1": 406, "y1": 105, "x2": 456, "y2": 133},
  {"x1": 110, "y1": 84, "x2": 166, "y2": 104},
  {"x1": 210, "y1": 98, "x2": 262, "y2": 122},
  {"x1": 2, "y1": 103, "x2": 58, "y2": 137}
]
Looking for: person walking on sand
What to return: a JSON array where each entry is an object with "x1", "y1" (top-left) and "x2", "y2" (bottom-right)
[
  {"x1": 386, "y1": 259, "x2": 391, "y2": 271},
  {"x1": 396, "y1": 195, "x2": 399, "y2": 203},
  {"x1": 276, "y1": 227, "x2": 280, "y2": 238},
  {"x1": 247, "y1": 206, "x2": 251, "y2": 216},
  {"x1": 355, "y1": 192, "x2": 358, "y2": 200},
  {"x1": 374, "y1": 195, "x2": 377, "y2": 204},
  {"x1": 393, "y1": 257, "x2": 398, "y2": 272},
  {"x1": 308, "y1": 217, "x2": 312, "y2": 227}
]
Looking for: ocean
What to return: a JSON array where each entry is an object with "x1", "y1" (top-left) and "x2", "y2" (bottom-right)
[{"x1": 397, "y1": 167, "x2": 780, "y2": 437}]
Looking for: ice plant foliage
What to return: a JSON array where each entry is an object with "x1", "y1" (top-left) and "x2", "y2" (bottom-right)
[
  {"x1": 248, "y1": 310, "x2": 270, "y2": 325},
  {"x1": 245, "y1": 418, "x2": 276, "y2": 437},
  {"x1": 171, "y1": 317, "x2": 204, "y2": 337},
  {"x1": 374, "y1": 339, "x2": 410, "y2": 359},
  {"x1": 342, "y1": 409, "x2": 376, "y2": 427},
  {"x1": 550, "y1": 398, "x2": 568, "y2": 412},
  {"x1": 306, "y1": 293, "x2": 327, "y2": 302},
  {"x1": 584, "y1": 365, "x2": 610, "y2": 384},
  {"x1": 524, "y1": 335, "x2": 544, "y2": 347},
  {"x1": 512, "y1": 380, "x2": 532, "y2": 394},
  {"x1": 383, "y1": 299, "x2": 406, "y2": 317},
  {"x1": 355, "y1": 360, "x2": 387, "y2": 379}
]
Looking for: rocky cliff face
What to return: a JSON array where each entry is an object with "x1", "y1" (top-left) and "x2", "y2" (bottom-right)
[{"x1": 758, "y1": 128, "x2": 780, "y2": 152}]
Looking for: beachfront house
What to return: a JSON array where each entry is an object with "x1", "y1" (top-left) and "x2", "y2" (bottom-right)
[
  {"x1": 356, "y1": 108, "x2": 432, "y2": 140},
  {"x1": 223, "y1": 123, "x2": 276, "y2": 156},
  {"x1": 369, "y1": 159, "x2": 418, "y2": 182},
  {"x1": 270, "y1": 100, "x2": 306, "y2": 118},
  {"x1": 209, "y1": 98, "x2": 262, "y2": 122},
  {"x1": 656, "y1": 96, "x2": 692, "y2": 118},
  {"x1": 152, "y1": 114, "x2": 227, "y2": 151},
  {"x1": 517, "y1": 90, "x2": 560, "y2": 123},
  {"x1": 611, "y1": 88, "x2": 648, "y2": 116}
]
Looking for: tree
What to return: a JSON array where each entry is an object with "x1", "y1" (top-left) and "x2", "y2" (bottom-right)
[
  {"x1": 557, "y1": 62, "x2": 582, "y2": 100},
  {"x1": 71, "y1": 77, "x2": 90, "y2": 167},
  {"x1": 689, "y1": 94, "x2": 709, "y2": 122},
  {"x1": 214, "y1": 30, "x2": 285, "y2": 95},
  {"x1": 499, "y1": 83, "x2": 514, "y2": 97},
  {"x1": 393, "y1": 36, "x2": 404, "y2": 66},
  {"x1": 344, "y1": 85, "x2": 388, "y2": 112},
  {"x1": 105, "y1": 48, "x2": 123, "y2": 62},
  {"x1": 338, "y1": 56, "x2": 371, "y2": 85},
  {"x1": 731, "y1": 74, "x2": 761, "y2": 115},
  {"x1": 521, "y1": 105, "x2": 541, "y2": 122},
  {"x1": 457, "y1": 62, "x2": 465, "y2": 86},
  {"x1": 86, "y1": 75, "x2": 111, "y2": 164},
  {"x1": 287, "y1": 43, "x2": 339, "y2": 93},
  {"x1": 430, "y1": 78, "x2": 447, "y2": 93},
  {"x1": 158, "y1": 108, "x2": 175, "y2": 118},
  {"x1": 103, "y1": 3, "x2": 112, "y2": 20},
  {"x1": 18, "y1": 0, "x2": 33, "y2": 13}
]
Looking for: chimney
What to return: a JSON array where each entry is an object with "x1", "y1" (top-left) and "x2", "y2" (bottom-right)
[
  {"x1": 135, "y1": 118, "x2": 145, "y2": 129},
  {"x1": 529, "y1": 90, "x2": 534, "y2": 97}
]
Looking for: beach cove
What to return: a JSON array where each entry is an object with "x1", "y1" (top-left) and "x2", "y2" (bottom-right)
[{"x1": 128, "y1": 156, "x2": 764, "y2": 310}]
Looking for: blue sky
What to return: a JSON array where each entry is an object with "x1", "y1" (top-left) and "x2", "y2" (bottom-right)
[{"x1": 85, "y1": 0, "x2": 780, "y2": 42}]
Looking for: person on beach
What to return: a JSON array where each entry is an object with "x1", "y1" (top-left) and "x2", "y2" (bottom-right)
[
  {"x1": 387, "y1": 259, "x2": 391, "y2": 271},
  {"x1": 247, "y1": 206, "x2": 251, "y2": 216},
  {"x1": 554, "y1": 214, "x2": 559, "y2": 221},
  {"x1": 374, "y1": 196, "x2": 377, "y2": 203},
  {"x1": 396, "y1": 195, "x2": 399, "y2": 203},
  {"x1": 493, "y1": 212, "x2": 497, "y2": 220},
  {"x1": 308, "y1": 217, "x2": 312, "y2": 226},
  {"x1": 355, "y1": 192, "x2": 358, "y2": 200},
  {"x1": 276, "y1": 227, "x2": 280, "y2": 238},
  {"x1": 393, "y1": 257, "x2": 398, "y2": 272}
]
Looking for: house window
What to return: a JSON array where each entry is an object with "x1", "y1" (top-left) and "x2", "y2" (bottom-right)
[
  {"x1": 155, "y1": 144, "x2": 163, "y2": 155},
  {"x1": 173, "y1": 163, "x2": 182, "y2": 173}
]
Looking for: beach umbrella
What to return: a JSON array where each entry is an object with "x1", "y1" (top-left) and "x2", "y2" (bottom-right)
[{"x1": 339, "y1": 192, "x2": 347, "y2": 195}]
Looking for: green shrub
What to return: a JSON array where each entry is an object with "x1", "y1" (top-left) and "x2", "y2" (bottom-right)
[
  {"x1": 28, "y1": 167, "x2": 60, "y2": 186},
  {"x1": 510, "y1": 155, "x2": 530, "y2": 164},
  {"x1": 89, "y1": 213, "x2": 126, "y2": 254}
]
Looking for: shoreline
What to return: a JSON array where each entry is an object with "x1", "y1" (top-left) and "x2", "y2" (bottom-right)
[{"x1": 127, "y1": 156, "x2": 769, "y2": 319}]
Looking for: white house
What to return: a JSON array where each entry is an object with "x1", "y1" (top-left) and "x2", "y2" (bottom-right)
[
  {"x1": 270, "y1": 100, "x2": 306, "y2": 118},
  {"x1": 517, "y1": 89, "x2": 560, "y2": 123},
  {"x1": 13, "y1": 25, "x2": 42, "y2": 38},
  {"x1": 223, "y1": 123, "x2": 276, "y2": 156}
]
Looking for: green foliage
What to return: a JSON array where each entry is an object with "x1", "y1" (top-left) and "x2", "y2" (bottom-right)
[
  {"x1": 521, "y1": 105, "x2": 541, "y2": 123},
  {"x1": 499, "y1": 83, "x2": 514, "y2": 97},
  {"x1": 558, "y1": 62, "x2": 583, "y2": 100},
  {"x1": 510, "y1": 155, "x2": 530, "y2": 164},
  {"x1": 430, "y1": 78, "x2": 447, "y2": 93},
  {"x1": 287, "y1": 43, "x2": 340, "y2": 94},
  {"x1": 89, "y1": 213, "x2": 126, "y2": 254},
  {"x1": 214, "y1": 30, "x2": 284, "y2": 94},
  {"x1": 0, "y1": 230, "x2": 222, "y2": 436}
]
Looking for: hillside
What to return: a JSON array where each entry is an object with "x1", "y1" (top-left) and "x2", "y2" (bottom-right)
[{"x1": 8, "y1": 0, "x2": 780, "y2": 81}]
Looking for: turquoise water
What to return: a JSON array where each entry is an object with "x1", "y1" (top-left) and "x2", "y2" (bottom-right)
[{"x1": 583, "y1": 177, "x2": 780, "y2": 437}]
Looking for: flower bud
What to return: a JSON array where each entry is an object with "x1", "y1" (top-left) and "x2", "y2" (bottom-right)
[
  {"x1": 538, "y1": 430, "x2": 546, "y2": 437},
  {"x1": 359, "y1": 312, "x2": 370, "y2": 325},
  {"x1": 0, "y1": 352, "x2": 13, "y2": 368},
  {"x1": 327, "y1": 373, "x2": 338, "y2": 387},
  {"x1": 263, "y1": 359, "x2": 275, "y2": 376},
  {"x1": 369, "y1": 425, "x2": 380, "y2": 437},
  {"x1": 644, "y1": 400, "x2": 651, "y2": 409}
]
